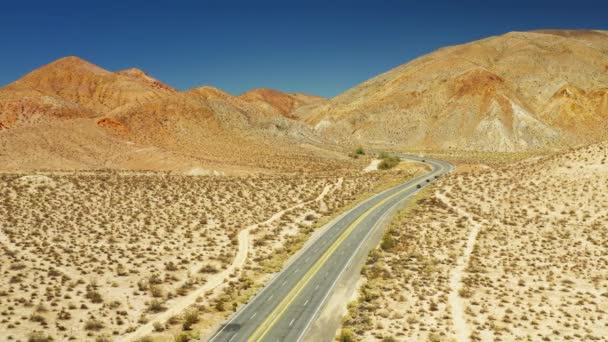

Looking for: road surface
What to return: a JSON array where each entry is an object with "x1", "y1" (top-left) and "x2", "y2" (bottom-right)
[{"x1": 207, "y1": 155, "x2": 453, "y2": 342}]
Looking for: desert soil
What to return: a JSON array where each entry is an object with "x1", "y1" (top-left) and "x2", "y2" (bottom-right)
[
  {"x1": 340, "y1": 142, "x2": 608, "y2": 341},
  {"x1": 0, "y1": 165, "x2": 421, "y2": 342}
]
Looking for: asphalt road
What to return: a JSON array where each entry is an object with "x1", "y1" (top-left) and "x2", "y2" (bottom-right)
[{"x1": 207, "y1": 155, "x2": 453, "y2": 342}]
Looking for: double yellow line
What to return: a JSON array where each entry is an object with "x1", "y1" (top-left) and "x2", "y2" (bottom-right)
[{"x1": 247, "y1": 161, "x2": 444, "y2": 341}]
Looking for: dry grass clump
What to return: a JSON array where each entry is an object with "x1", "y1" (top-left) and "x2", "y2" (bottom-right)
[{"x1": 377, "y1": 152, "x2": 401, "y2": 170}]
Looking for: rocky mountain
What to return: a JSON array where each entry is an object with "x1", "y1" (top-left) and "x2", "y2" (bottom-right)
[
  {"x1": 7, "y1": 56, "x2": 175, "y2": 116},
  {"x1": 99, "y1": 86, "x2": 329, "y2": 170},
  {"x1": 3, "y1": 29, "x2": 607, "y2": 171},
  {"x1": 186, "y1": 86, "x2": 322, "y2": 142},
  {"x1": 0, "y1": 57, "x2": 339, "y2": 172},
  {"x1": 297, "y1": 30, "x2": 608, "y2": 152},
  {"x1": 239, "y1": 88, "x2": 325, "y2": 119}
]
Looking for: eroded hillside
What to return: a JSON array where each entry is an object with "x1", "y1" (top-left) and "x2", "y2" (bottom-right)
[
  {"x1": 0, "y1": 57, "x2": 336, "y2": 173},
  {"x1": 299, "y1": 30, "x2": 608, "y2": 152}
]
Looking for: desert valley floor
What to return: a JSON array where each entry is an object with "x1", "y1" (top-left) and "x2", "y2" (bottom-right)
[
  {"x1": 341, "y1": 144, "x2": 608, "y2": 342},
  {"x1": 1, "y1": 144, "x2": 607, "y2": 342},
  {"x1": 0, "y1": 161, "x2": 427, "y2": 341}
]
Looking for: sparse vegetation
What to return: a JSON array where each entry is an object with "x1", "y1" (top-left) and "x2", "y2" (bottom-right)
[
  {"x1": 0, "y1": 167, "x2": 421, "y2": 341},
  {"x1": 377, "y1": 152, "x2": 400, "y2": 170},
  {"x1": 340, "y1": 142, "x2": 608, "y2": 341},
  {"x1": 84, "y1": 319, "x2": 105, "y2": 331},
  {"x1": 182, "y1": 311, "x2": 199, "y2": 330},
  {"x1": 340, "y1": 328, "x2": 354, "y2": 342}
]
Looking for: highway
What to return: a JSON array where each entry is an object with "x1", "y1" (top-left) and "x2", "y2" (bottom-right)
[{"x1": 207, "y1": 155, "x2": 453, "y2": 342}]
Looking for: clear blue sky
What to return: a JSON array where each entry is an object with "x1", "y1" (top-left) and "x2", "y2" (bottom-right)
[{"x1": 1, "y1": 0, "x2": 607, "y2": 97}]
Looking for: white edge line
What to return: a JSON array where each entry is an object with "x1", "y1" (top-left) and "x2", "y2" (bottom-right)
[
  {"x1": 208, "y1": 157, "x2": 449, "y2": 341},
  {"x1": 207, "y1": 195, "x2": 362, "y2": 340},
  {"x1": 294, "y1": 159, "x2": 450, "y2": 342},
  {"x1": 207, "y1": 186, "x2": 355, "y2": 340},
  {"x1": 294, "y1": 180, "x2": 419, "y2": 342}
]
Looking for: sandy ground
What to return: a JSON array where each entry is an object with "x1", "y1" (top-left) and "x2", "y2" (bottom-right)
[
  {"x1": 0, "y1": 166, "x2": 415, "y2": 341},
  {"x1": 120, "y1": 182, "x2": 336, "y2": 341},
  {"x1": 340, "y1": 142, "x2": 608, "y2": 341},
  {"x1": 363, "y1": 159, "x2": 381, "y2": 172},
  {"x1": 438, "y1": 193, "x2": 480, "y2": 342}
]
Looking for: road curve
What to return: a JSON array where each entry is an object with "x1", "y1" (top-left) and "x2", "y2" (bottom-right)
[{"x1": 207, "y1": 155, "x2": 453, "y2": 342}]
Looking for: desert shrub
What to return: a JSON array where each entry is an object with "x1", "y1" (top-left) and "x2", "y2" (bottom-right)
[
  {"x1": 428, "y1": 333, "x2": 444, "y2": 342},
  {"x1": 148, "y1": 274, "x2": 162, "y2": 285},
  {"x1": 215, "y1": 299, "x2": 225, "y2": 312},
  {"x1": 10, "y1": 262, "x2": 26, "y2": 270},
  {"x1": 199, "y1": 264, "x2": 219, "y2": 273},
  {"x1": 29, "y1": 314, "x2": 46, "y2": 324},
  {"x1": 378, "y1": 154, "x2": 400, "y2": 170},
  {"x1": 28, "y1": 332, "x2": 52, "y2": 342},
  {"x1": 57, "y1": 309, "x2": 71, "y2": 320},
  {"x1": 137, "y1": 279, "x2": 149, "y2": 291},
  {"x1": 86, "y1": 289, "x2": 103, "y2": 303},
  {"x1": 459, "y1": 287, "x2": 473, "y2": 298},
  {"x1": 182, "y1": 310, "x2": 199, "y2": 330},
  {"x1": 84, "y1": 318, "x2": 104, "y2": 331},
  {"x1": 116, "y1": 264, "x2": 128, "y2": 276},
  {"x1": 153, "y1": 321, "x2": 165, "y2": 332},
  {"x1": 138, "y1": 314, "x2": 149, "y2": 324},
  {"x1": 148, "y1": 299, "x2": 166, "y2": 312},
  {"x1": 174, "y1": 333, "x2": 193, "y2": 342},
  {"x1": 340, "y1": 328, "x2": 354, "y2": 342},
  {"x1": 380, "y1": 233, "x2": 397, "y2": 251},
  {"x1": 165, "y1": 261, "x2": 178, "y2": 271},
  {"x1": 150, "y1": 285, "x2": 163, "y2": 298},
  {"x1": 167, "y1": 315, "x2": 181, "y2": 325}
]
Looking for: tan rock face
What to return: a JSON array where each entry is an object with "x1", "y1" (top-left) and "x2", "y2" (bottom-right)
[
  {"x1": 108, "y1": 92, "x2": 221, "y2": 147},
  {"x1": 96, "y1": 117, "x2": 129, "y2": 136},
  {"x1": 299, "y1": 30, "x2": 608, "y2": 152},
  {"x1": 103, "y1": 89, "x2": 325, "y2": 170},
  {"x1": 540, "y1": 85, "x2": 608, "y2": 138},
  {"x1": 185, "y1": 86, "x2": 321, "y2": 143},
  {"x1": 239, "y1": 88, "x2": 325, "y2": 118},
  {"x1": 115, "y1": 68, "x2": 177, "y2": 93},
  {"x1": 187, "y1": 86, "x2": 233, "y2": 100},
  {"x1": 0, "y1": 84, "x2": 95, "y2": 128}
]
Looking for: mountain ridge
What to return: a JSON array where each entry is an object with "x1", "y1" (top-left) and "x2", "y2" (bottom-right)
[
  {"x1": 0, "y1": 56, "x2": 342, "y2": 172},
  {"x1": 296, "y1": 29, "x2": 608, "y2": 152}
]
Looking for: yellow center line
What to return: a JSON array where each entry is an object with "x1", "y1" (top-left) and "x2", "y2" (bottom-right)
[{"x1": 247, "y1": 162, "x2": 445, "y2": 341}]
